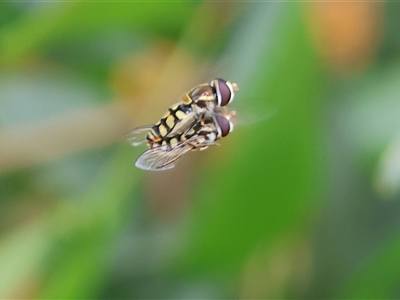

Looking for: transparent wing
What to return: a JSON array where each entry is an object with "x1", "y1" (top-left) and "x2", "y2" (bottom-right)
[
  {"x1": 227, "y1": 100, "x2": 278, "y2": 127},
  {"x1": 135, "y1": 141, "x2": 194, "y2": 171},
  {"x1": 125, "y1": 125, "x2": 153, "y2": 146}
]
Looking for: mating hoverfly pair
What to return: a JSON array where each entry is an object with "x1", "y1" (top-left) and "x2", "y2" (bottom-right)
[{"x1": 126, "y1": 78, "x2": 238, "y2": 171}]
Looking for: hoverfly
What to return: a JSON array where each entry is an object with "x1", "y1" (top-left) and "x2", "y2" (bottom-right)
[{"x1": 126, "y1": 79, "x2": 238, "y2": 171}]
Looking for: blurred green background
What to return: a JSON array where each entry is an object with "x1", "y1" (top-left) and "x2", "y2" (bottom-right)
[{"x1": 1, "y1": 1, "x2": 400, "y2": 299}]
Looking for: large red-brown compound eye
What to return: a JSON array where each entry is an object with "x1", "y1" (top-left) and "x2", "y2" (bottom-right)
[
  {"x1": 215, "y1": 114, "x2": 232, "y2": 137},
  {"x1": 211, "y1": 78, "x2": 234, "y2": 106}
]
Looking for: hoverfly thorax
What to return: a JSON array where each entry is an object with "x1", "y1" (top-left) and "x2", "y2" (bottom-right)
[
  {"x1": 182, "y1": 84, "x2": 216, "y2": 110},
  {"x1": 182, "y1": 78, "x2": 238, "y2": 110}
]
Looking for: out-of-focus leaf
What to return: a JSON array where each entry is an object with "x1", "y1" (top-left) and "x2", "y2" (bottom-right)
[
  {"x1": 0, "y1": 220, "x2": 50, "y2": 298},
  {"x1": 0, "y1": 2, "x2": 197, "y2": 63},
  {"x1": 331, "y1": 65, "x2": 400, "y2": 198},
  {"x1": 374, "y1": 134, "x2": 400, "y2": 198},
  {"x1": 334, "y1": 64, "x2": 400, "y2": 166},
  {"x1": 38, "y1": 145, "x2": 139, "y2": 299},
  {"x1": 340, "y1": 232, "x2": 400, "y2": 299},
  {"x1": 0, "y1": 145, "x2": 140, "y2": 298},
  {"x1": 0, "y1": 3, "x2": 21, "y2": 26},
  {"x1": 179, "y1": 2, "x2": 323, "y2": 274}
]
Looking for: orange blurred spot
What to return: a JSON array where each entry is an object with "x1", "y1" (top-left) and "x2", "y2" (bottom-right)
[{"x1": 306, "y1": 2, "x2": 383, "y2": 74}]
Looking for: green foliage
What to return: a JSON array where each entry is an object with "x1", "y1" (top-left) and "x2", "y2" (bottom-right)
[
  {"x1": 341, "y1": 232, "x2": 400, "y2": 298},
  {"x1": 1, "y1": 1, "x2": 400, "y2": 299},
  {"x1": 0, "y1": 2, "x2": 195, "y2": 62},
  {"x1": 181, "y1": 3, "x2": 322, "y2": 274}
]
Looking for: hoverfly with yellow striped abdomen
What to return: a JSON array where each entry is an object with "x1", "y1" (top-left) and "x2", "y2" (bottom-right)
[{"x1": 125, "y1": 78, "x2": 238, "y2": 171}]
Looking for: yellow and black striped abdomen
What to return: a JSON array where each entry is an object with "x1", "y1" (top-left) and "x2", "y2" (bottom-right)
[
  {"x1": 147, "y1": 132, "x2": 184, "y2": 150},
  {"x1": 146, "y1": 103, "x2": 193, "y2": 147}
]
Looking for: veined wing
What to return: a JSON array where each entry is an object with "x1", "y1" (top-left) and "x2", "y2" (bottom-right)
[
  {"x1": 225, "y1": 99, "x2": 277, "y2": 127},
  {"x1": 135, "y1": 141, "x2": 194, "y2": 171},
  {"x1": 125, "y1": 125, "x2": 152, "y2": 146}
]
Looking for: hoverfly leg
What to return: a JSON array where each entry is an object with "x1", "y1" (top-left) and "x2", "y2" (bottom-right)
[
  {"x1": 156, "y1": 151, "x2": 186, "y2": 170},
  {"x1": 197, "y1": 142, "x2": 219, "y2": 150},
  {"x1": 184, "y1": 140, "x2": 220, "y2": 149}
]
